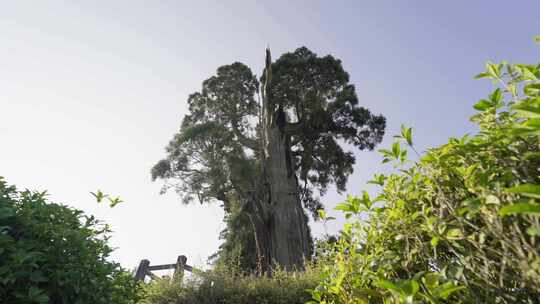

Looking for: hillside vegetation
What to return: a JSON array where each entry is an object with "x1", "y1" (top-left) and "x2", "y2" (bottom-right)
[{"x1": 1, "y1": 40, "x2": 538, "y2": 304}]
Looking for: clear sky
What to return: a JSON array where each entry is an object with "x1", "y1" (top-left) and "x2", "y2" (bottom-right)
[{"x1": 1, "y1": 1, "x2": 539, "y2": 271}]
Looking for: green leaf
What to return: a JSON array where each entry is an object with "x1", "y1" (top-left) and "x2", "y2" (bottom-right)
[
  {"x1": 377, "y1": 279, "x2": 400, "y2": 294},
  {"x1": 367, "y1": 174, "x2": 386, "y2": 186},
  {"x1": 485, "y1": 195, "x2": 500, "y2": 205},
  {"x1": 90, "y1": 190, "x2": 106, "y2": 203},
  {"x1": 401, "y1": 125, "x2": 413, "y2": 146},
  {"x1": 510, "y1": 126, "x2": 540, "y2": 137},
  {"x1": 401, "y1": 280, "x2": 419, "y2": 296},
  {"x1": 489, "y1": 88, "x2": 502, "y2": 104},
  {"x1": 392, "y1": 142, "x2": 401, "y2": 159},
  {"x1": 499, "y1": 202, "x2": 540, "y2": 216},
  {"x1": 446, "y1": 228, "x2": 463, "y2": 240},
  {"x1": 473, "y1": 99, "x2": 492, "y2": 111},
  {"x1": 378, "y1": 279, "x2": 419, "y2": 298},
  {"x1": 526, "y1": 227, "x2": 540, "y2": 236},
  {"x1": 108, "y1": 196, "x2": 123, "y2": 208},
  {"x1": 507, "y1": 184, "x2": 540, "y2": 199},
  {"x1": 422, "y1": 273, "x2": 440, "y2": 290},
  {"x1": 535, "y1": 35, "x2": 540, "y2": 44},
  {"x1": 474, "y1": 72, "x2": 491, "y2": 79},
  {"x1": 379, "y1": 148, "x2": 391, "y2": 156},
  {"x1": 430, "y1": 236, "x2": 439, "y2": 248},
  {"x1": 524, "y1": 152, "x2": 540, "y2": 160},
  {"x1": 524, "y1": 83, "x2": 540, "y2": 96},
  {"x1": 438, "y1": 285, "x2": 466, "y2": 299},
  {"x1": 522, "y1": 67, "x2": 538, "y2": 80},
  {"x1": 400, "y1": 149, "x2": 408, "y2": 162},
  {"x1": 360, "y1": 191, "x2": 372, "y2": 209},
  {"x1": 334, "y1": 203, "x2": 351, "y2": 212},
  {"x1": 507, "y1": 83, "x2": 518, "y2": 97},
  {"x1": 347, "y1": 195, "x2": 362, "y2": 213},
  {"x1": 486, "y1": 61, "x2": 501, "y2": 79},
  {"x1": 317, "y1": 209, "x2": 328, "y2": 221},
  {"x1": 523, "y1": 117, "x2": 540, "y2": 129},
  {"x1": 512, "y1": 100, "x2": 540, "y2": 118}
]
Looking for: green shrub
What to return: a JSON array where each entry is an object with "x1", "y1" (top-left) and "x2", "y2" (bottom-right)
[
  {"x1": 141, "y1": 264, "x2": 320, "y2": 304},
  {"x1": 310, "y1": 53, "x2": 540, "y2": 302},
  {"x1": 0, "y1": 178, "x2": 142, "y2": 304}
]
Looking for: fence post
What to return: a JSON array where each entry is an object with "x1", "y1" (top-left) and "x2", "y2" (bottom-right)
[
  {"x1": 173, "y1": 255, "x2": 187, "y2": 280},
  {"x1": 135, "y1": 259, "x2": 150, "y2": 281}
]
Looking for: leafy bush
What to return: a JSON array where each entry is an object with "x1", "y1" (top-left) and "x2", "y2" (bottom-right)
[
  {"x1": 310, "y1": 51, "x2": 540, "y2": 302},
  {"x1": 0, "y1": 178, "x2": 142, "y2": 304},
  {"x1": 141, "y1": 264, "x2": 320, "y2": 304}
]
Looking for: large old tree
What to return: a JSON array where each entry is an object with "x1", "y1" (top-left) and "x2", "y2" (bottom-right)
[{"x1": 152, "y1": 47, "x2": 385, "y2": 272}]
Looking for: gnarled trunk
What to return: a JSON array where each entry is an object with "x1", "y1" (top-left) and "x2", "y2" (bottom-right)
[
  {"x1": 246, "y1": 48, "x2": 310, "y2": 273},
  {"x1": 264, "y1": 125, "x2": 309, "y2": 270}
]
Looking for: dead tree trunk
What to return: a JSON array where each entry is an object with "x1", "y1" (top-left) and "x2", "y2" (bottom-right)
[
  {"x1": 265, "y1": 124, "x2": 309, "y2": 270},
  {"x1": 247, "y1": 48, "x2": 310, "y2": 272}
]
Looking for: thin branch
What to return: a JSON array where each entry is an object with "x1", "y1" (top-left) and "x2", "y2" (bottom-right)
[{"x1": 231, "y1": 120, "x2": 259, "y2": 150}]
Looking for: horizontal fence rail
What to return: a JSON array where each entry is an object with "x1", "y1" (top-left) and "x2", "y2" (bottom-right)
[{"x1": 135, "y1": 255, "x2": 193, "y2": 282}]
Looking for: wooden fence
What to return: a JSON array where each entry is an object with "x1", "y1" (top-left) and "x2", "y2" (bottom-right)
[{"x1": 134, "y1": 255, "x2": 193, "y2": 282}]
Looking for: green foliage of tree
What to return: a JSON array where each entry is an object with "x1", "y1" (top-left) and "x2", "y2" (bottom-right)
[
  {"x1": 152, "y1": 47, "x2": 385, "y2": 271},
  {"x1": 152, "y1": 47, "x2": 385, "y2": 213},
  {"x1": 208, "y1": 199, "x2": 260, "y2": 272},
  {"x1": 310, "y1": 49, "x2": 540, "y2": 303},
  {"x1": 0, "y1": 178, "x2": 142, "y2": 304},
  {"x1": 263, "y1": 47, "x2": 386, "y2": 198}
]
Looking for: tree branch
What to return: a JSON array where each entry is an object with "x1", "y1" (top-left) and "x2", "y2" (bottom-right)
[{"x1": 231, "y1": 121, "x2": 259, "y2": 150}]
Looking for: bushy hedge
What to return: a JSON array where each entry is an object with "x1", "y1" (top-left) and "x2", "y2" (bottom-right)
[
  {"x1": 310, "y1": 54, "x2": 540, "y2": 302},
  {"x1": 0, "y1": 178, "x2": 142, "y2": 304},
  {"x1": 142, "y1": 264, "x2": 320, "y2": 304}
]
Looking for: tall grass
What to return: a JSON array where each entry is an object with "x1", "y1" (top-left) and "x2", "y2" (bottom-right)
[{"x1": 141, "y1": 263, "x2": 320, "y2": 304}]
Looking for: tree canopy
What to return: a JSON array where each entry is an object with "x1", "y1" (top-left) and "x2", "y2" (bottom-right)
[{"x1": 152, "y1": 47, "x2": 385, "y2": 218}]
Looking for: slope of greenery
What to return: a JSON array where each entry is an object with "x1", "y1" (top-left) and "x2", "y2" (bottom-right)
[
  {"x1": 309, "y1": 55, "x2": 540, "y2": 303},
  {"x1": 0, "y1": 178, "x2": 142, "y2": 304}
]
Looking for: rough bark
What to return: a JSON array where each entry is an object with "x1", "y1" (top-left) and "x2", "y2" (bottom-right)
[
  {"x1": 265, "y1": 125, "x2": 309, "y2": 270},
  {"x1": 246, "y1": 48, "x2": 310, "y2": 272},
  {"x1": 244, "y1": 188, "x2": 272, "y2": 274}
]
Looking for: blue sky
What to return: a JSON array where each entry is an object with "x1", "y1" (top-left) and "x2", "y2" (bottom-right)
[{"x1": 1, "y1": 1, "x2": 539, "y2": 271}]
